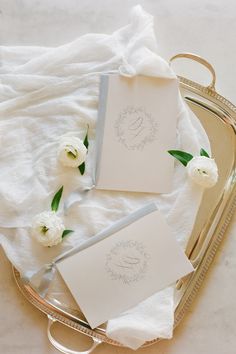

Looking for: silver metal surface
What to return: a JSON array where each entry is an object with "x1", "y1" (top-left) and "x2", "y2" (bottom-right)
[{"x1": 13, "y1": 54, "x2": 236, "y2": 351}]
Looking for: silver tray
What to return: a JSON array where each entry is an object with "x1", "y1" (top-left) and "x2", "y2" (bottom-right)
[{"x1": 13, "y1": 53, "x2": 236, "y2": 354}]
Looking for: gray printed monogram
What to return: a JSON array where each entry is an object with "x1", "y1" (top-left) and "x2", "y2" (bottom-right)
[
  {"x1": 114, "y1": 106, "x2": 158, "y2": 150},
  {"x1": 105, "y1": 240, "x2": 150, "y2": 284}
]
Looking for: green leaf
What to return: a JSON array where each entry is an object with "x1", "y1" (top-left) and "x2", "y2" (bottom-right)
[
  {"x1": 200, "y1": 148, "x2": 210, "y2": 158},
  {"x1": 78, "y1": 162, "x2": 85, "y2": 175},
  {"x1": 84, "y1": 125, "x2": 89, "y2": 149},
  {"x1": 78, "y1": 126, "x2": 89, "y2": 175},
  {"x1": 51, "y1": 186, "x2": 63, "y2": 212},
  {"x1": 62, "y1": 229, "x2": 74, "y2": 238},
  {"x1": 168, "y1": 150, "x2": 194, "y2": 167}
]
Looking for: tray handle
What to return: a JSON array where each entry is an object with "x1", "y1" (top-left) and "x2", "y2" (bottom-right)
[
  {"x1": 47, "y1": 316, "x2": 102, "y2": 354},
  {"x1": 169, "y1": 53, "x2": 216, "y2": 91}
]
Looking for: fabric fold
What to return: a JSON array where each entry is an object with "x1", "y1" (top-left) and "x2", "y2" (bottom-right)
[{"x1": 0, "y1": 5, "x2": 210, "y2": 349}]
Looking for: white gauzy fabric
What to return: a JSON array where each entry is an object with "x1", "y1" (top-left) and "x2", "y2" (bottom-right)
[{"x1": 0, "y1": 5, "x2": 210, "y2": 350}]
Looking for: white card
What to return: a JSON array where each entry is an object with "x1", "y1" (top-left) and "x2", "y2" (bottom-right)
[
  {"x1": 95, "y1": 74, "x2": 179, "y2": 193},
  {"x1": 57, "y1": 208, "x2": 193, "y2": 329}
]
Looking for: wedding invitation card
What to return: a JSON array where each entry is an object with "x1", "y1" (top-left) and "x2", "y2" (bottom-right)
[
  {"x1": 95, "y1": 74, "x2": 179, "y2": 193},
  {"x1": 57, "y1": 207, "x2": 193, "y2": 329}
]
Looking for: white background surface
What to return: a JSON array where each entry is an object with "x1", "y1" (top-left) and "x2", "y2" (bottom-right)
[{"x1": 0, "y1": 1, "x2": 235, "y2": 353}]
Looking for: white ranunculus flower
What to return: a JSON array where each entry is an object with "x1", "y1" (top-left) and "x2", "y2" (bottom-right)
[
  {"x1": 58, "y1": 136, "x2": 87, "y2": 168},
  {"x1": 32, "y1": 211, "x2": 65, "y2": 247},
  {"x1": 187, "y1": 156, "x2": 218, "y2": 188}
]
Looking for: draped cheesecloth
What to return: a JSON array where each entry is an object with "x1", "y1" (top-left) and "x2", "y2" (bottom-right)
[{"x1": 0, "y1": 5, "x2": 210, "y2": 349}]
